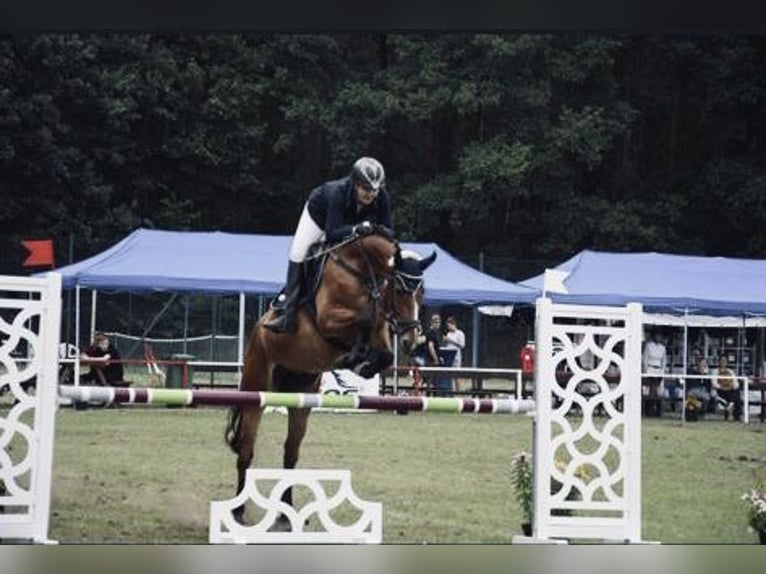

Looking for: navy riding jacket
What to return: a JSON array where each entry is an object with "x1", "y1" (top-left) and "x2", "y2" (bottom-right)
[{"x1": 306, "y1": 176, "x2": 393, "y2": 243}]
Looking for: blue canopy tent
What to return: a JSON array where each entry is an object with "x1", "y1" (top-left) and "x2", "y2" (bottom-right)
[
  {"x1": 520, "y1": 249, "x2": 766, "y2": 377},
  {"x1": 49, "y1": 228, "x2": 538, "y2": 367},
  {"x1": 519, "y1": 249, "x2": 766, "y2": 316}
]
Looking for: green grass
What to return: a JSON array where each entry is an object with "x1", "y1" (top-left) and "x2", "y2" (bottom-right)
[{"x1": 43, "y1": 404, "x2": 766, "y2": 544}]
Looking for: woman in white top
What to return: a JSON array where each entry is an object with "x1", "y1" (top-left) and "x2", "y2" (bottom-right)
[
  {"x1": 443, "y1": 316, "x2": 465, "y2": 367},
  {"x1": 443, "y1": 316, "x2": 466, "y2": 394}
]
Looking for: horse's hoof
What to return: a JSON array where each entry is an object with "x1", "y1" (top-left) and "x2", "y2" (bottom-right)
[{"x1": 356, "y1": 362, "x2": 378, "y2": 379}]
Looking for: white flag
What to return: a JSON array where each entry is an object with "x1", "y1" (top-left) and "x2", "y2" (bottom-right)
[{"x1": 543, "y1": 268, "x2": 570, "y2": 295}]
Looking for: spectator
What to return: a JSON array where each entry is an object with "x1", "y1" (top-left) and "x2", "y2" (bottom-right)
[
  {"x1": 443, "y1": 316, "x2": 466, "y2": 393},
  {"x1": 687, "y1": 356, "x2": 716, "y2": 415},
  {"x1": 423, "y1": 314, "x2": 444, "y2": 395},
  {"x1": 641, "y1": 328, "x2": 667, "y2": 417},
  {"x1": 80, "y1": 332, "x2": 125, "y2": 386},
  {"x1": 424, "y1": 314, "x2": 443, "y2": 366},
  {"x1": 713, "y1": 355, "x2": 742, "y2": 422}
]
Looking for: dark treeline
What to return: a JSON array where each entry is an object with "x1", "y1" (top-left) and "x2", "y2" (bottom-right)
[{"x1": 2, "y1": 33, "x2": 766, "y2": 280}]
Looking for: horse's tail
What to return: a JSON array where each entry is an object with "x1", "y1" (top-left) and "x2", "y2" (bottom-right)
[{"x1": 224, "y1": 406, "x2": 242, "y2": 453}]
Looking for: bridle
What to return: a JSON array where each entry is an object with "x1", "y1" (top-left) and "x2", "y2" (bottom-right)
[
  {"x1": 386, "y1": 270, "x2": 423, "y2": 335},
  {"x1": 324, "y1": 232, "x2": 422, "y2": 336}
]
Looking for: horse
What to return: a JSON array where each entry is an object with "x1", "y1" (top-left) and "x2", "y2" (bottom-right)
[{"x1": 224, "y1": 225, "x2": 436, "y2": 526}]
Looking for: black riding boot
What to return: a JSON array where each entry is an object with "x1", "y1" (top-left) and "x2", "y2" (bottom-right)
[{"x1": 263, "y1": 261, "x2": 303, "y2": 334}]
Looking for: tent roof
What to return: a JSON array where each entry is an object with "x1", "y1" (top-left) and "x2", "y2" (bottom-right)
[
  {"x1": 49, "y1": 228, "x2": 537, "y2": 306},
  {"x1": 520, "y1": 249, "x2": 766, "y2": 316}
]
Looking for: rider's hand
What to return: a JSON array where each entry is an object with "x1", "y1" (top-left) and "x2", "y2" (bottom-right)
[{"x1": 353, "y1": 221, "x2": 373, "y2": 235}]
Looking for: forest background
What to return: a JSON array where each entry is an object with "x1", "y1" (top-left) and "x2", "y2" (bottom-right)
[{"x1": 1, "y1": 33, "x2": 764, "y2": 363}]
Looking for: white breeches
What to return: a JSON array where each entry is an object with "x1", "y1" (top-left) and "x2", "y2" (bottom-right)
[{"x1": 289, "y1": 205, "x2": 325, "y2": 263}]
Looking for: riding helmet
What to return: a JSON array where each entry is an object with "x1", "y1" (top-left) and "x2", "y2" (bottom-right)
[{"x1": 350, "y1": 157, "x2": 385, "y2": 191}]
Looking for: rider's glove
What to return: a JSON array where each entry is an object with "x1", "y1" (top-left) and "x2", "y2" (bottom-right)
[{"x1": 353, "y1": 221, "x2": 373, "y2": 235}]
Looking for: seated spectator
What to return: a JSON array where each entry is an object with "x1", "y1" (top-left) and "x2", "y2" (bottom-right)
[
  {"x1": 80, "y1": 332, "x2": 126, "y2": 386},
  {"x1": 713, "y1": 355, "x2": 742, "y2": 422},
  {"x1": 687, "y1": 356, "x2": 716, "y2": 414}
]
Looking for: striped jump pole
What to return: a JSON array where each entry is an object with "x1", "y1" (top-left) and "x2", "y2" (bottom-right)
[{"x1": 58, "y1": 385, "x2": 536, "y2": 415}]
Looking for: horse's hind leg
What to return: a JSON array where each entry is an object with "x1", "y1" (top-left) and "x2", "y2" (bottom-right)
[
  {"x1": 232, "y1": 405, "x2": 264, "y2": 524},
  {"x1": 270, "y1": 406, "x2": 312, "y2": 532}
]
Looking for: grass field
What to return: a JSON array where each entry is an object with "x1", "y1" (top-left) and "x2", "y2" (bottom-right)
[{"x1": 42, "y1": 402, "x2": 766, "y2": 544}]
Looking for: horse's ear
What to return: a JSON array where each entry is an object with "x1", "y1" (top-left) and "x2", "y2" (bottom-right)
[{"x1": 419, "y1": 250, "x2": 437, "y2": 272}]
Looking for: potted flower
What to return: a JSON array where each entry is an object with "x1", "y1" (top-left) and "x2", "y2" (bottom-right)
[
  {"x1": 510, "y1": 451, "x2": 591, "y2": 534},
  {"x1": 741, "y1": 479, "x2": 766, "y2": 544},
  {"x1": 510, "y1": 451, "x2": 533, "y2": 536},
  {"x1": 684, "y1": 394, "x2": 702, "y2": 421}
]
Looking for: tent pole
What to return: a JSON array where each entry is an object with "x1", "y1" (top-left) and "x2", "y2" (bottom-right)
[
  {"x1": 74, "y1": 285, "x2": 81, "y2": 386},
  {"x1": 74, "y1": 285, "x2": 81, "y2": 350},
  {"x1": 210, "y1": 296, "x2": 217, "y2": 386},
  {"x1": 742, "y1": 314, "x2": 748, "y2": 424},
  {"x1": 238, "y1": 293, "x2": 245, "y2": 376},
  {"x1": 183, "y1": 295, "x2": 189, "y2": 354},
  {"x1": 90, "y1": 289, "x2": 97, "y2": 342},
  {"x1": 471, "y1": 307, "x2": 480, "y2": 367},
  {"x1": 682, "y1": 308, "x2": 688, "y2": 424},
  {"x1": 738, "y1": 314, "x2": 745, "y2": 377}
]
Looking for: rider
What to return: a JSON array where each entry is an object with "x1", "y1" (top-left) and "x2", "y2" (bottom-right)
[{"x1": 263, "y1": 156, "x2": 393, "y2": 334}]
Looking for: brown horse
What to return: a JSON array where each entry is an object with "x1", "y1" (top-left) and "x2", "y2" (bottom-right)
[{"x1": 224, "y1": 226, "x2": 436, "y2": 525}]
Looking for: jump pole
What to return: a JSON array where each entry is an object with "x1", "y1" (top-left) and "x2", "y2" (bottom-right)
[{"x1": 58, "y1": 385, "x2": 535, "y2": 415}]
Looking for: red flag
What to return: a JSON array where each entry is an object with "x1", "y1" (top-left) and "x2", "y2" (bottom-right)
[{"x1": 21, "y1": 239, "x2": 55, "y2": 268}]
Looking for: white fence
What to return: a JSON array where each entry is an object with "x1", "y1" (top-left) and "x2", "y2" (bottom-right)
[
  {"x1": 0, "y1": 273, "x2": 61, "y2": 543},
  {"x1": 530, "y1": 299, "x2": 644, "y2": 543},
  {"x1": 209, "y1": 469, "x2": 382, "y2": 544}
]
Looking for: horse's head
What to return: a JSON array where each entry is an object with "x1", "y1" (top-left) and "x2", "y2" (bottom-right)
[
  {"x1": 325, "y1": 227, "x2": 436, "y2": 370},
  {"x1": 389, "y1": 247, "x2": 437, "y2": 356}
]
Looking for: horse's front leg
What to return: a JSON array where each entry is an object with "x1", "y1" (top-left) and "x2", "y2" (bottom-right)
[
  {"x1": 228, "y1": 405, "x2": 263, "y2": 524},
  {"x1": 345, "y1": 322, "x2": 395, "y2": 378},
  {"x1": 333, "y1": 322, "x2": 372, "y2": 372}
]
